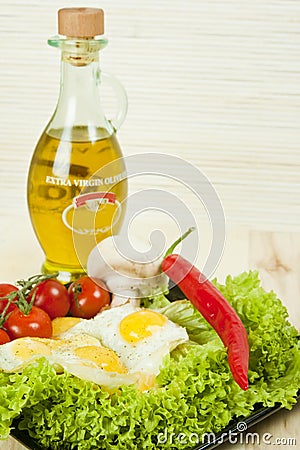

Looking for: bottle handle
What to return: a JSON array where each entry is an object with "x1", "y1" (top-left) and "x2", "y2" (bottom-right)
[{"x1": 99, "y1": 71, "x2": 128, "y2": 131}]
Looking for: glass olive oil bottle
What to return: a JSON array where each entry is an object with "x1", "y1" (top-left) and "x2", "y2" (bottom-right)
[{"x1": 27, "y1": 8, "x2": 128, "y2": 282}]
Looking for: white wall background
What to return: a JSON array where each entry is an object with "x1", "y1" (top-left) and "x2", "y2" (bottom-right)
[{"x1": 1, "y1": 0, "x2": 299, "y2": 231}]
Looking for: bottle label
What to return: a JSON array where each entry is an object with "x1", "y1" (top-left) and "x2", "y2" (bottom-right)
[{"x1": 62, "y1": 191, "x2": 122, "y2": 235}]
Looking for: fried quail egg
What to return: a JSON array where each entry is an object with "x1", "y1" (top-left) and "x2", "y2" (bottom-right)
[
  {"x1": 0, "y1": 333, "x2": 137, "y2": 390},
  {"x1": 49, "y1": 335, "x2": 136, "y2": 390},
  {"x1": 60, "y1": 303, "x2": 189, "y2": 382},
  {"x1": 0, "y1": 337, "x2": 52, "y2": 372}
]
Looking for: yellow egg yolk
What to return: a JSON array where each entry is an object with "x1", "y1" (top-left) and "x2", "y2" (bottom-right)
[
  {"x1": 138, "y1": 374, "x2": 157, "y2": 391},
  {"x1": 119, "y1": 310, "x2": 167, "y2": 344},
  {"x1": 52, "y1": 317, "x2": 82, "y2": 336},
  {"x1": 74, "y1": 346, "x2": 127, "y2": 374},
  {"x1": 13, "y1": 339, "x2": 52, "y2": 362}
]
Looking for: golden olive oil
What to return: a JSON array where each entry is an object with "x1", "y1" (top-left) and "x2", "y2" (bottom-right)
[{"x1": 27, "y1": 127, "x2": 127, "y2": 281}]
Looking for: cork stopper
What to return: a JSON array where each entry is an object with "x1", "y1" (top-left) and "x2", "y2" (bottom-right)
[{"x1": 58, "y1": 7, "x2": 104, "y2": 38}]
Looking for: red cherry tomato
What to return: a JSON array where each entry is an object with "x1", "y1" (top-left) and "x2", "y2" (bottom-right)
[
  {"x1": 0, "y1": 283, "x2": 18, "y2": 315},
  {"x1": 5, "y1": 306, "x2": 52, "y2": 340},
  {"x1": 30, "y1": 279, "x2": 70, "y2": 320},
  {"x1": 0, "y1": 329, "x2": 10, "y2": 345},
  {"x1": 68, "y1": 276, "x2": 110, "y2": 319}
]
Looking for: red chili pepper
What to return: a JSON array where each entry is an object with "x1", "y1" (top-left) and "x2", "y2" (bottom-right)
[{"x1": 162, "y1": 253, "x2": 249, "y2": 391}]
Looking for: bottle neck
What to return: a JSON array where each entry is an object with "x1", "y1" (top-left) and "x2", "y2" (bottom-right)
[{"x1": 47, "y1": 47, "x2": 113, "y2": 141}]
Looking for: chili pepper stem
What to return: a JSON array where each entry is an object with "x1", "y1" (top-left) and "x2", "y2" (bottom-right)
[{"x1": 164, "y1": 227, "x2": 196, "y2": 258}]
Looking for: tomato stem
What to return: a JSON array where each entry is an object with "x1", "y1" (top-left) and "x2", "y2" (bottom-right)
[
  {"x1": 0, "y1": 291, "x2": 17, "y2": 329},
  {"x1": 13, "y1": 273, "x2": 58, "y2": 316},
  {"x1": 72, "y1": 283, "x2": 83, "y2": 311}
]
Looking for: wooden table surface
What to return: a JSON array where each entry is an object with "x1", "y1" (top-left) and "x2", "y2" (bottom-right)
[{"x1": 0, "y1": 214, "x2": 299, "y2": 450}]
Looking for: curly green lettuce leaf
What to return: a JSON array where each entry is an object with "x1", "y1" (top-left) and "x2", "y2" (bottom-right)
[
  {"x1": 0, "y1": 359, "x2": 58, "y2": 440},
  {"x1": 141, "y1": 292, "x2": 170, "y2": 309}
]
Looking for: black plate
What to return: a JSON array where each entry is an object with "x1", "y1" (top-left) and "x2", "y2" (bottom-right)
[{"x1": 10, "y1": 392, "x2": 300, "y2": 450}]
